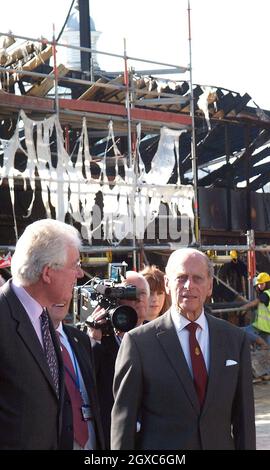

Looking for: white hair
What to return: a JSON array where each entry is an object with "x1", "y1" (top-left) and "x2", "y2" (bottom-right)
[
  {"x1": 123, "y1": 271, "x2": 150, "y2": 297},
  {"x1": 11, "y1": 219, "x2": 81, "y2": 286},
  {"x1": 166, "y1": 248, "x2": 214, "y2": 278}
]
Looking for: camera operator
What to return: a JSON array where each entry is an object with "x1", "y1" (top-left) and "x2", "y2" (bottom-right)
[{"x1": 88, "y1": 271, "x2": 150, "y2": 449}]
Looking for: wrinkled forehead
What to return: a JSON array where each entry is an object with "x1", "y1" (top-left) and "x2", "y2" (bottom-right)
[{"x1": 166, "y1": 251, "x2": 208, "y2": 277}]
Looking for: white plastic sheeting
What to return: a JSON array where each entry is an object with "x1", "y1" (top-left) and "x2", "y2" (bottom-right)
[
  {"x1": 139, "y1": 127, "x2": 184, "y2": 186},
  {"x1": 0, "y1": 111, "x2": 195, "y2": 245},
  {"x1": 197, "y1": 86, "x2": 217, "y2": 131}
]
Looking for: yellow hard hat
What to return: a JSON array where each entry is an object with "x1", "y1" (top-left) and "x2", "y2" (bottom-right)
[
  {"x1": 230, "y1": 250, "x2": 238, "y2": 260},
  {"x1": 255, "y1": 272, "x2": 270, "y2": 285},
  {"x1": 206, "y1": 250, "x2": 215, "y2": 258}
]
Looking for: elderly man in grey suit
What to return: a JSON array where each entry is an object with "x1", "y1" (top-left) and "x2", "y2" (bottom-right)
[{"x1": 111, "y1": 248, "x2": 256, "y2": 450}]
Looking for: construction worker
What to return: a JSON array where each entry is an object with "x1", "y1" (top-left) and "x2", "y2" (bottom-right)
[
  {"x1": 228, "y1": 250, "x2": 248, "y2": 298},
  {"x1": 244, "y1": 272, "x2": 270, "y2": 346}
]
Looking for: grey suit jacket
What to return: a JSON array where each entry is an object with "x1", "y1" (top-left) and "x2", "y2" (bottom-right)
[
  {"x1": 111, "y1": 310, "x2": 256, "y2": 450},
  {"x1": 0, "y1": 280, "x2": 65, "y2": 449}
]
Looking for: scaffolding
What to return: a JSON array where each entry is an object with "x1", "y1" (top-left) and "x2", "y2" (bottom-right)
[
  {"x1": 0, "y1": 25, "x2": 194, "y2": 269},
  {"x1": 0, "y1": 16, "x2": 270, "y2": 299}
]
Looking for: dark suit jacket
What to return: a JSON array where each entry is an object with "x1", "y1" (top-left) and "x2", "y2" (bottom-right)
[
  {"x1": 91, "y1": 335, "x2": 119, "y2": 449},
  {"x1": 59, "y1": 324, "x2": 105, "y2": 450},
  {"x1": 111, "y1": 310, "x2": 256, "y2": 450},
  {"x1": 0, "y1": 280, "x2": 65, "y2": 449}
]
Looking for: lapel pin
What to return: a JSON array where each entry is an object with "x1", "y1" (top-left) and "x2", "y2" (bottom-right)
[
  {"x1": 74, "y1": 337, "x2": 78, "y2": 342},
  {"x1": 195, "y1": 347, "x2": 200, "y2": 356}
]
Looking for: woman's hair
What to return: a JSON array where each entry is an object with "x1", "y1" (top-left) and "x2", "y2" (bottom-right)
[
  {"x1": 11, "y1": 219, "x2": 81, "y2": 285},
  {"x1": 140, "y1": 265, "x2": 171, "y2": 315}
]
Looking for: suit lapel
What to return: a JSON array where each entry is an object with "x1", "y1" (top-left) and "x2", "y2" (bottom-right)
[
  {"x1": 16, "y1": 313, "x2": 57, "y2": 390},
  {"x1": 154, "y1": 311, "x2": 231, "y2": 415},
  {"x1": 3, "y1": 282, "x2": 61, "y2": 399},
  {"x1": 155, "y1": 311, "x2": 200, "y2": 413},
  {"x1": 201, "y1": 313, "x2": 227, "y2": 414}
]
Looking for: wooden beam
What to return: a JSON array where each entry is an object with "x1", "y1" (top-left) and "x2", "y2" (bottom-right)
[
  {"x1": 0, "y1": 91, "x2": 53, "y2": 112},
  {"x1": 26, "y1": 64, "x2": 69, "y2": 97},
  {"x1": 6, "y1": 45, "x2": 53, "y2": 87},
  {"x1": 0, "y1": 34, "x2": 15, "y2": 49},
  {"x1": 5, "y1": 41, "x2": 35, "y2": 67},
  {"x1": 130, "y1": 107, "x2": 191, "y2": 127},
  {"x1": 78, "y1": 77, "x2": 108, "y2": 101},
  {"x1": 0, "y1": 34, "x2": 16, "y2": 65},
  {"x1": 0, "y1": 92, "x2": 192, "y2": 127},
  {"x1": 59, "y1": 97, "x2": 191, "y2": 127}
]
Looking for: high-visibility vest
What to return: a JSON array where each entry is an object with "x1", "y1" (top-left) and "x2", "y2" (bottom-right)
[{"x1": 253, "y1": 289, "x2": 270, "y2": 333}]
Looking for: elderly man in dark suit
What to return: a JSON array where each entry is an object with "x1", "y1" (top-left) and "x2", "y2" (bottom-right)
[
  {"x1": 111, "y1": 248, "x2": 256, "y2": 450},
  {"x1": 0, "y1": 219, "x2": 84, "y2": 449}
]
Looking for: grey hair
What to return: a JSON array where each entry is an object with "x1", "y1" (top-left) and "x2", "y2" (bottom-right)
[
  {"x1": 11, "y1": 219, "x2": 81, "y2": 286},
  {"x1": 123, "y1": 271, "x2": 150, "y2": 298},
  {"x1": 165, "y1": 248, "x2": 214, "y2": 278}
]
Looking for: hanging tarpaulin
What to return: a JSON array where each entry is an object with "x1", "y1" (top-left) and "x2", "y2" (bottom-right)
[{"x1": 0, "y1": 112, "x2": 195, "y2": 245}]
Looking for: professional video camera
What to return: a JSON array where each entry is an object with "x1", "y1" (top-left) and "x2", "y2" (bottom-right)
[{"x1": 73, "y1": 262, "x2": 138, "y2": 334}]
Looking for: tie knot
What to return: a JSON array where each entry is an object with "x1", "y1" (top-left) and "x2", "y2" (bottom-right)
[{"x1": 186, "y1": 322, "x2": 199, "y2": 334}]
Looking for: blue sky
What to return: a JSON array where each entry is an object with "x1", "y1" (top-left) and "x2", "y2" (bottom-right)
[{"x1": 1, "y1": 0, "x2": 270, "y2": 110}]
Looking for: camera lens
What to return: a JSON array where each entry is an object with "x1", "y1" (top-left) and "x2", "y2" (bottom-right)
[{"x1": 110, "y1": 305, "x2": 137, "y2": 332}]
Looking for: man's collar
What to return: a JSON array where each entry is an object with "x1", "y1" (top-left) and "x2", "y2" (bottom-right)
[
  {"x1": 171, "y1": 307, "x2": 206, "y2": 332},
  {"x1": 56, "y1": 321, "x2": 64, "y2": 337}
]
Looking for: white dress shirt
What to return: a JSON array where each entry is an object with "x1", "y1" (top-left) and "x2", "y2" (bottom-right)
[{"x1": 170, "y1": 308, "x2": 210, "y2": 375}]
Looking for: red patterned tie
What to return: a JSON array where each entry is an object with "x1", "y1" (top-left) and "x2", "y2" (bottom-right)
[
  {"x1": 186, "y1": 322, "x2": 208, "y2": 407},
  {"x1": 58, "y1": 335, "x2": 88, "y2": 448}
]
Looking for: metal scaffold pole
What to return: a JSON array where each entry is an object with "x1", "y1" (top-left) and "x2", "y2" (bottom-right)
[
  {"x1": 123, "y1": 38, "x2": 137, "y2": 270},
  {"x1": 52, "y1": 23, "x2": 59, "y2": 116},
  {"x1": 187, "y1": 0, "x2": 200, "y2": 244},
  {"x1": 247, "y1": 230, "x2": 256, "y2": 300}
]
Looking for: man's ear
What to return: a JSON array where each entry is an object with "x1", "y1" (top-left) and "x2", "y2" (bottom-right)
[
  {"x1": 42, "y1": 265, "x2": 52, "y2": 284},
  {"x1": 207, "y1": 278, "x2": 213, "y2": 298},
  {"x1": 164, "y1": 275, "x2": 170, "y2": 295}
]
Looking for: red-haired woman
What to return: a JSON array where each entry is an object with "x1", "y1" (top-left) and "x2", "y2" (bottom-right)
[{"x1": 140, "y1": 265, "x2": 171, "y2": 321}]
